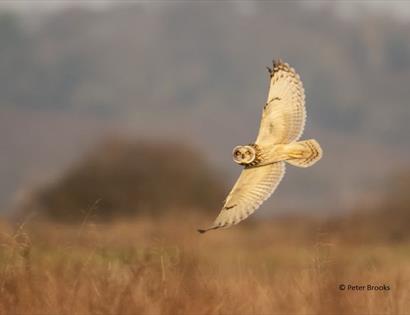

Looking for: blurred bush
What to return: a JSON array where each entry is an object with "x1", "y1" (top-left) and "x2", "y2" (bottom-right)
[{"x1": 27, "y1": 137, "x2": 226, "y2": 222}]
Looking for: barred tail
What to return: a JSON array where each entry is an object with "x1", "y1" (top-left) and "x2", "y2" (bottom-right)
[{"x1": 286, "y1": 139, "x2": 322, "y2": 168}]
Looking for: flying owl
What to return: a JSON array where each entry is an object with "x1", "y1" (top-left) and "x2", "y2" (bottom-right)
[{"x1": 198, "y1": 59, "x2": 322, "y2": 233}]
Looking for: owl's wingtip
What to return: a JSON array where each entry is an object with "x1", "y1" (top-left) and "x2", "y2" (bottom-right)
[
  {"x1": 267, "y1": 58, "x2": 285, "y2": 77},
  {"x1": 197, "y1": 225, "x2": 220, "y2": 234},
  {"x1": 273, "y1": 58, "x2": 284, "y2": 68}
]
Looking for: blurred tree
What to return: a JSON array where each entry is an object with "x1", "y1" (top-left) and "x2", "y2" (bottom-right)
[{"x1": 32, "y1": 137, "x2": 226, "y2": 222}]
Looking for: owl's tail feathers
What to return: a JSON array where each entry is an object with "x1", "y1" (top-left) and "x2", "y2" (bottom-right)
[{"x1": 286, "y1": 139, "x2": 322, "y2": 168}]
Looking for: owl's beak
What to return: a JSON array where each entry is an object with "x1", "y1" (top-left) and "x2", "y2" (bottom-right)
[{"x1": 241, "y1": 154, "x2": 245, "y2": 159}]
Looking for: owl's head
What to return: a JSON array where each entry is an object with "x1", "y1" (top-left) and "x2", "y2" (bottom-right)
[{"x1": 232, "y1": 145, "x2": 256, "y2": 165}]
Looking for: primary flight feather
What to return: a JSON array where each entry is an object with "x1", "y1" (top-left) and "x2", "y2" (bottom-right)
[{"x1": 198, "y1": 59, "x2": 322, "y2": 233}]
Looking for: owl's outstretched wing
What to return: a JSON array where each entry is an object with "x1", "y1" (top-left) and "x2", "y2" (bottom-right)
[
  {"x1": 198, "y1": 162, "x2": 285, "y2": 233},
  {"x1": 255, "y1": 60, "x2": 306, "y2": 145}
]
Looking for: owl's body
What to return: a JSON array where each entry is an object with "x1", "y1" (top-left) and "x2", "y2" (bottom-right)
[
  {"x1": 233, "y1": 140, "x2": 322, "y2": 168},
  {"x1": 198, "y1": 59, "x2": 323, "y2": 233}
]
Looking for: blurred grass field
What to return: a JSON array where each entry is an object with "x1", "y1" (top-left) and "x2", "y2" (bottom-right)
[{"x1": 0, "y1": 214, "x2": 408, "y2": 315}]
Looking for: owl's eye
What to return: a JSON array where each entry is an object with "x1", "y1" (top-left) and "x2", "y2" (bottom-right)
[
  {"x1": 246, "y1": 151, "x2": 251, "y2": 156},
  {"x1": 235, "y1": 151, "x2": 241, "y2": 157}
]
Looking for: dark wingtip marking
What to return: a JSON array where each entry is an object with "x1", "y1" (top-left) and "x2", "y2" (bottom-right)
[
  {"x1": 197, "y1": 225, "x2": 220, "y2": 234},
  {"x1": 224, "y1": 204, "x2": 237, "y2": 210},
  {"x1": 274, "y1": 58, "x2": 284, "y2": 66},
  {"x1": 269, "y1": 58, "x2": 286, "y2": 77}
]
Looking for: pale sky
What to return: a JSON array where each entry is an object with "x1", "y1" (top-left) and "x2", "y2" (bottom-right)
[{"x1": 0, "y1": 1, "x2": 410, "y2": 22}]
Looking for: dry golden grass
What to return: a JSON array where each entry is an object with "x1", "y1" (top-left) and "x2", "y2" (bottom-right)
[{"x1": 0, "y1": 214, "x2": 409, "y2": 315}]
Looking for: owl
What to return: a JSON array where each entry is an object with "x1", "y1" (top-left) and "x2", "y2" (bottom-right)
[{"x1": 198, "y1": 59, "x2": 322, "y2": 233}]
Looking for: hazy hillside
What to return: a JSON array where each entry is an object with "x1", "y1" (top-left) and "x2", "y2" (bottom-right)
[{"x1": 1, "y1": 2, "x2": 409, "y2": 213}]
